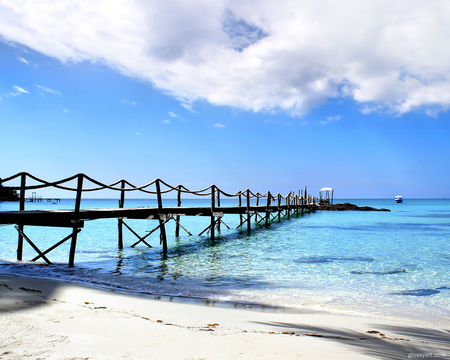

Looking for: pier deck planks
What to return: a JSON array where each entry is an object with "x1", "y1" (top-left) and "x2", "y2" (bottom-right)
[{"x1": 0, "y1": 204, "x2": 309, "y2": 227}]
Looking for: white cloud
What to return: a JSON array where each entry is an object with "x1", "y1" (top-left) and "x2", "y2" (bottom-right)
[
  {"x1": 162, "y1": 119, "x2": 171, "y2": 123},
  {"x1": 63, "y1": 109, "x2": 70, "y2": 112},
  {"x1": 327, "y1": 115, "x2": 341, "y2": 122},
  {"x1": 1, "y1": 1, "x2": 450, "y2": 116},
  {"x1": 361, "y1": 104, "x2": 383, "y2": 115},
  {"x1": 317, "y1": 114, "x2": 342, "y2": 126},
  {"x1": 167, "y1": 110, "x2": 187, "y2": 121},
  {"x1": 12, "y1": 85, "x2": 28, "y2": 94},
  {"x1": 122, "y1": 99, "x2": 136, "y2": 106},
  {"x1": 212, "y1": 123, "x2": 225, "y2": 128},
  {"x1": 35, "y1": 84, "x2": 62, "y2": 96},
  {"x1": 17, "y1": 56, "x2": 28, "y2": 64},
  {"x1": 4, "y1": 85, "x2": 29, "y2": 97},
  {"x1": 135, "y1": 131, "x2": 141, "y2": 135}
]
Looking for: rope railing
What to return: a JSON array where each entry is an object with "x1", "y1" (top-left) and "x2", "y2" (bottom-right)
[
  {"x1": 1, "y1": 172, "x2": 315, "y2": 265},
  {"x1": 1, "y1": 172, "x2": 311, "y2": 207}
]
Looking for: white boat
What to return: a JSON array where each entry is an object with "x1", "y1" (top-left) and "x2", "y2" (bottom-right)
[{"x1": 395, "y1": 196, "x2": 403, "y2": 203}]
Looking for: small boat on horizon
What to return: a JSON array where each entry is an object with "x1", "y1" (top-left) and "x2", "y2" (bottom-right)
[{"x1": 395, "y1": 195, "x2": 403, "y2": 203}]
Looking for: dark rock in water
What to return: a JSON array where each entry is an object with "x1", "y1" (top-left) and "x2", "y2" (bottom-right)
[
  {"x1": 350, "y1": 269, "x2": 407, "y2": 275},
  {"x1": 294, "y1": 256, "x2": 375, "y2": 264},
  {"x1": 294, "y1": 256, "x2": 334, "y2": 264},
  {"x1": 391, "y1": 286, "x2": 449, "y2": 296},
  {"x1": 318, "y1": 203, "x2": 390, "y2": 212},
  {"x1": 392, "y1": 288, "x2": 440, "y2": 296}
]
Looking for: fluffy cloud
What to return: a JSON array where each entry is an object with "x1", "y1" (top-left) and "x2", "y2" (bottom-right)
[{"x1": 1, "y1": 0, "x2": 449, "y2": 116}]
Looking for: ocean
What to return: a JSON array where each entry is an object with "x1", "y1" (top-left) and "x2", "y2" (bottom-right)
[{"x1": 0, "y1": 198, "x2": 449, "y2": 325}]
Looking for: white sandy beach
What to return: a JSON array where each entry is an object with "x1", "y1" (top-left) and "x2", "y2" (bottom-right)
[{"x1": 0, "y1": 274, "x2": 449, "y2": 360}]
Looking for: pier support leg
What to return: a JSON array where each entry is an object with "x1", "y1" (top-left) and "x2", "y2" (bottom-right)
[
  {"x1": 118, "y1": 218, "x2": 123, "y2": 249},
  {"x1": 159, "y1": 217, "x2": 168, "y2": 253},
  {"x1": 17, "y1": 225, "x2": 24, "y2": 261},
  {"x1": 69, "y1": 227, "x2": 79, "y2": 267}
]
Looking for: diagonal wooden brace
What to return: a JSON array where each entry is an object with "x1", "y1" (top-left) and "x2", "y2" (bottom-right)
[
  {"x1": 218, "y1": 218, "x2": 230, "y2": 230},
  {"x1": 255, "y1": 213, "x2": 265, "y2": 222},
  {"x1": 123, "y1": 221, "x2": 154, "y2": 248},
  {"x1": 256, "y1": 216, "x2": 268, "y2": 225},
  {"x1": 236, "y1": 213, "x2": 253, "y2": 229},
  {"x1": 199, "y1": 217, "x2": 221, "y2": 236},
  {"x1": 15, "y1": 225, "x2": 52, "y2": 264},
  {"x1": 171, "y1": 217, "x2": 192, "y2": 236},
  {"x1": 31, "y1": 229, "x2": 82, "y2": 262}
]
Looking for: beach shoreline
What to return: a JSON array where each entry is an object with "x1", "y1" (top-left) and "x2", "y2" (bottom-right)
[{"x1": 1, "y1": 274, "x2": 449, "y2": 359}]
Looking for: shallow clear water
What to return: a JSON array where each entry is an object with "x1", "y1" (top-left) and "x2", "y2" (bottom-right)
[{"x1": 1, "y1": 198, "x2": 449, "y2": 325}]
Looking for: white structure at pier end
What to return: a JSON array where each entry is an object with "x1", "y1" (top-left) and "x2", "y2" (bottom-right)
[{"x1": 319, "y1": 187, "x2": 334, "y2": 205}]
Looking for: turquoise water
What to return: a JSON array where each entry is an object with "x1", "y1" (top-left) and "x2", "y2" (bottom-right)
[{"x1": 1, "y1": 198, "x2": 449, "y2": 325}]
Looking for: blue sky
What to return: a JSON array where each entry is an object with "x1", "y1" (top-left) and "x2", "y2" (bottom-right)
[{"x1": 1, "y1": 1, "x2": 450, "y2": 198}]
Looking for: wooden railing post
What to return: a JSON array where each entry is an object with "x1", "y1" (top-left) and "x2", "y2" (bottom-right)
[
  {"x1": 175, "y1": 185, "x2": 181, "y2": 237},
  {"x1": 69, "y1": 174, "x2": 83, "y2": 267},
  {"x1": 255, "y1": 193, "x2": 259, "y2": 223},
  {"x1": 210, "y1": 185, "x2": 215, "y2": 240},
  {"x1": 265, "y1": 192, "x2": 271, "y2": 226},
  {"x1": 216, "y1": 190, "x2": 221, "y2": 232},
  {"x1": 246, "y1": 189, "x2": 251, "y2": 234},
  {"x1": 277, "y1": 194, "x2": 281, "y2": 222},
  {"x1": 118, "y1": 180, "x2": 125, "y2": 249},
  {"x1": 287, "y1": 192, "x2": 290, "y2": 219},
  {"x1": 156, "y1": 180, "x2": 168, "y2": 253},
  {"x1": 17, "y1": 173, "x2": 26, "y2": 261},
  {"x1": 238, "y1": 192, "x2": 242, "y2": 226}
]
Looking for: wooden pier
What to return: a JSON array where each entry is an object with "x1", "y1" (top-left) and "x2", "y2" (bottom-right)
[
  {"x1": 0, "y1": 173, "x2": 317, "y2": 266},
  {"x1": 26, "y1": 192, "x2": 61, "y2": 203}
]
